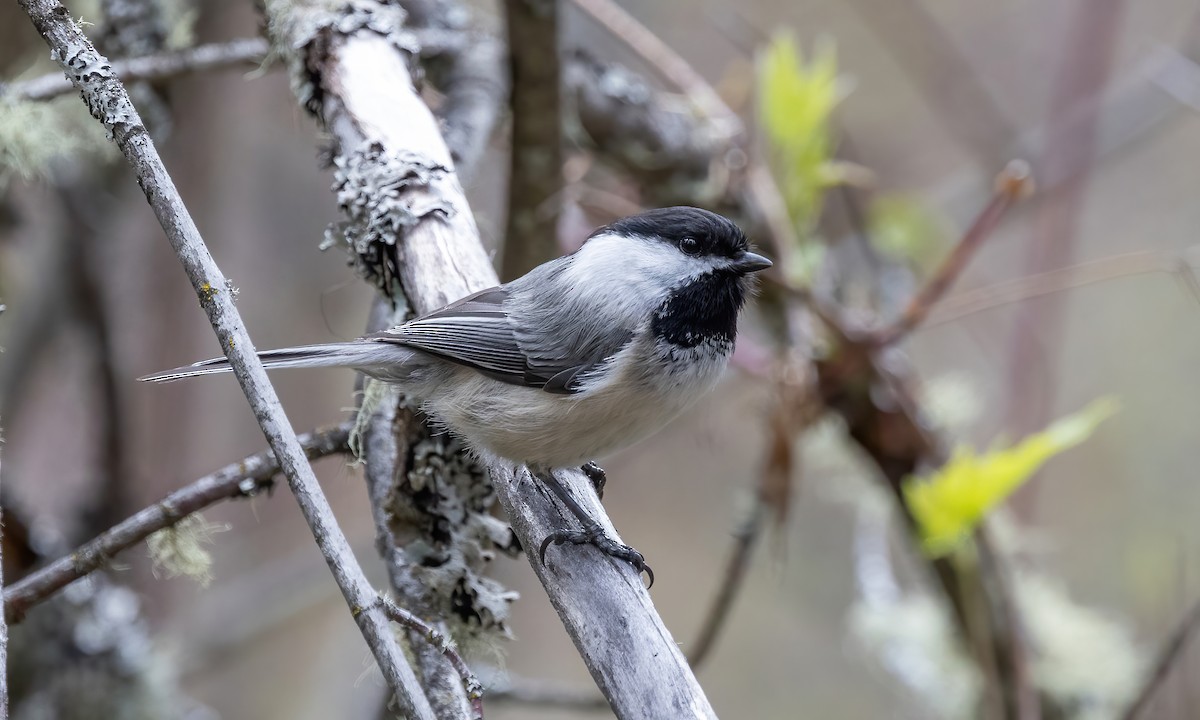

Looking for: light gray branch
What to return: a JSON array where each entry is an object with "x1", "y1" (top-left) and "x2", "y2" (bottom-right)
[
  {"x1": 3, "y1": 424, "x2": 352, "y2": 624},
  {"x1": 2, "y1": 31, "x2": 467, "y2": 103},
  {"x1": 270, "y1": 3, "x2": 717, "y2": 715},
  {"x1": 13, "y1": 4, "x2": 436, "y2": 719},
  {"x1": 3, "y1": 37, "x2": 269, "y2": 102}
]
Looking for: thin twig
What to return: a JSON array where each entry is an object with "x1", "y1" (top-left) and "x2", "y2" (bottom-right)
[
  {"x1": 922, "y1": 251, "x2": 1184, "y2": 329},
  {"x1": 1003, "y1": 0, "x2": 1127, "y2": 441},
  {"x1": 688, "y1": 502, "x2": 766, "y2": 667},
  {"x1": 2, "y1": 30, "x2": 465, "y2": 103},
  {"x1": 3, "y1": 37, "x2": 269, "y2": 102},
  {"x1": 872, "y1": 160, "x2": 1034, "y2": 346},
  {"x1": 1121, "y1": 596, "x2": 1200, "y2": 720},
  {"x1": 3, "y1": 424, "x2": 352, "y2": 624},
  {"x1": 15, "y1": 4, "x2": 436, "y2": 718},
  {"x1": 378, "y1": 596, "x2": 485, "y2": 720},
  {"x1": 569, "y1": 0, "x2": 740, "y2": 139},
  {"x1": 488, "y1": 676, "x2": 607, "y2": 710}
]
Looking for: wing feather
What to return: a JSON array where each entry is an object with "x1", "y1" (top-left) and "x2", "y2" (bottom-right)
[{"x1": 369, "y1": 285, "x2": 630, "y2": 393}]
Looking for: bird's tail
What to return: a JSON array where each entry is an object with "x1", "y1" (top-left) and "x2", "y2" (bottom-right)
[{"x1": 139, "y1": 341, "x2": 413, "y2": 383}]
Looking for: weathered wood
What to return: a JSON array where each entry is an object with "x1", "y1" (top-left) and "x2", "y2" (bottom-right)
[{"x1": 293, "y1": 21, "x2": 718, "y2": 718}]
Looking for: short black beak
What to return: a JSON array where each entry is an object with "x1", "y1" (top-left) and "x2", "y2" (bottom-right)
[{"x1": 730, "y1": 251, "x2": 773, "y2": 274}]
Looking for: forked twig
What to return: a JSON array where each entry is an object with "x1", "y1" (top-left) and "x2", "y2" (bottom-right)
[
  {"x1": 3, "y1": 424, "x2": 352, "y2": 624},
  {"x1": 873, "y1": 160, "x2": 1034, "y2": 346},
  {"x1": 378, "y1": 596, "x2": 485, "y2": 720},
  {"x1": 15, "y1": 3, "x2": 435, "y2": 717}
]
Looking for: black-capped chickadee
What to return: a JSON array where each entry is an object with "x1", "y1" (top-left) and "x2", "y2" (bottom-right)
[{"x1": 143, "y1": 206, "x2": 772, "y2": 583}]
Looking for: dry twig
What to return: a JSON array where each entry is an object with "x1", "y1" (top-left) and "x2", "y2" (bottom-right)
[
  {"x1": 1121, "y1": 596, "x2": 1200, "y2": 720},
  {"x1": 873, "y1": 160, "x2": 1034, "y2": 346},
  {"x1": 3, "y1": 424, "x2": 352, "y2": 623},
  {"x1": 14, "y1": 4, "x2": 435, "y2": 717}
]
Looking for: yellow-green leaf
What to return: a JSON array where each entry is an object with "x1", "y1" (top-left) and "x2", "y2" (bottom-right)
[
  {"x1": 904, "y1": 397, "x2": 1118, "y2": 557},
  {"x1": 757, "y1": 33, "x2": 842, "y2": 233}
]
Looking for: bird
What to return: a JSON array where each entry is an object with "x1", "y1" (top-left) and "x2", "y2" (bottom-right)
[{"x1": 142, "y1": 206, "x2": 772, "y2": 585}]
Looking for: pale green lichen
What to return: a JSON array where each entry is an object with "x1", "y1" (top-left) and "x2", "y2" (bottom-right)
[
  {"x1": 0, "y1": 97, "x2": 117, "y2": 185},
  {"x1": 146, "y1": 513, "x2": 228, "y2": 587},
  {"x1": 349, "y1": 377, "x2": 395, "y2": 462}
]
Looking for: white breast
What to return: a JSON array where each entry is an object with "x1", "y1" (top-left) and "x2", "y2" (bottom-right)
[{"x1": 424, "y1": 333, "x2": 732, "y2": 469}]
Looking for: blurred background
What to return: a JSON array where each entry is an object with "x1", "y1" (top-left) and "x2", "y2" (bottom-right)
[{"x1": 2, "y1": 0, "x2": 1200, "y2": 718}]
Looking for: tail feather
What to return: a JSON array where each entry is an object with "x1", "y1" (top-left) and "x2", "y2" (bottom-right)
[{"x1": 139, "y1": 341, "x2": 408, "y2": 383}]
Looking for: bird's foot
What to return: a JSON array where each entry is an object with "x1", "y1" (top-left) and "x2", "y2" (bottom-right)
[
  {"x1": 539, "y1": 522, "x2": 654, "y2": 587},
  {"x1": 580, "y1": 461, "x2": 607, "y2": 500}
]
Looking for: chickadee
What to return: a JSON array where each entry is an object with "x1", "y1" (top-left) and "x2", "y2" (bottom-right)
[{"x1": 143, "y1": 206, "x2": 772, "y2": 583}]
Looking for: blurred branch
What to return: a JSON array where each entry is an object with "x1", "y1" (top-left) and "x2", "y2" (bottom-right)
[
  {"x1": 500, "y1": 0, "x2": 563, "y2": 279},
  {"x1": 15, "y1": 4, "x2": 437, "y2": 718},
  {"x1": 58, "y1": 184, "x2": 132, "y2": 535},
  {"x1": 378, "y1": 595, "x2": 484, "y2": 720},
  {"x1": 925, "y1": 251, "x2": 1200, "y2": 329},
  {"x1": 436, "y1": 32, "x2": 507, "y2": 181},
  {"x1": 1004, "y1": 0, "x2": 1127, "y2": 438},
  {"x1": 270, "y1": 2, "x2": 717, "y2": 715},
  {"x1": 688, "y1": 366, "x2": 814, "y2": 668},
  {"x1": 0, "y1": 435, "x2": 8, "y2": 719},
  {"x1": 844, "y1": 0, "x2": 1017, "y2": 170},
  {"x1": 1121, "y1": 596, "x2": 1200, "y2": 720},
  {"x1": 3, "y1": 37, "x2": 269, "y2": 101},
  {"x1": 873, "y1": 160, "x2": 1033, "y2": 346},
  {"x1": 2, "y1": 30, "x2": 466, "y2": 103},
  {"x1": 489, "y1": 675, "x2": 606, "y2": 710},
  {"x1": 3, "y1": 423, "x2": 351, "y2": 624},
  {"x1": 687, "y1": 500, "x2": 766, "y2": 668},
  {"x1": 569, "y1": 0, "x2": 740, "y2": 139}
]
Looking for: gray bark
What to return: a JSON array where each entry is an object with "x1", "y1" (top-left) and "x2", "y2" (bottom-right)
[{"x1": 13, "y1": 3, "x2": 436, "y2": 718}]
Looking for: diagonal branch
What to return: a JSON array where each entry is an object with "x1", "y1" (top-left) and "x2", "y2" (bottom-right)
[
  {"x1": 2, "y1": 31, "x2": 465, "y2": 103},
  {"x1": 872, "y1": 160, "x2": 1033, "y2": 346},
  {"x1": 378, "y1": 596, "x2": 484, "y2": 720},
  {"x1": 1120, "y1": 595, "x2": 1200, "y2": 720},
  {"x1": 3, "y1": 37, "x2": 270, "y2": 101},
  {"x1": 14, "y1": 4, "x2": 436, "y2": 718},
  {"x1": 3, "y1": 423, "x2": 352, "y2": 624}
]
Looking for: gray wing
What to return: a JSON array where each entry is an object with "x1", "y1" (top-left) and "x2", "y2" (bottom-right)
[{"x1": 371, "y1": 278, "x2": 632, "y2": 394}]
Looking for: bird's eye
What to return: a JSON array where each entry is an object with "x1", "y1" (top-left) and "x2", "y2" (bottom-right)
[{"x1": 679, "y1": 237, "x2": 701, "y2": 255}]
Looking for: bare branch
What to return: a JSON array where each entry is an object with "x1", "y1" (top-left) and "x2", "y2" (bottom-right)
[
  {"x1": 501, "y1": 0, "x2": 563, "y2": 279},
  {"x1": 489, "y1": 675, "x2": 605, "y2": 710},
  {"x1": 378, "y1": 596, "x2": 484, "y2": 720},
  {"x1": 436, "y1": 33, "x2": 507, "y2": 181},
  {"x1": 569, "y1": 0, "x2": 740, "y2": 139},
  {"x1": 14, "y1": 4, "x2": 436, "y2": 718},
  {"x1": 1120, "y1": 596, "x2": 1200, "y2": 720},
  {"x1": 3, "y1": 424, "x2": 351, "y2": 624},
  {"x1": 872, "y1": 160, "x2": 1033, "y2": 346},
  {"x1": 2, "y1": 30, "x2": 466, "y2": 103},
  {"x1": 3, "y1": 37, "x2": 269, "y2": 102},
  {"x1": 270, "y1": 3, "x2": 717, "y2": 714}
]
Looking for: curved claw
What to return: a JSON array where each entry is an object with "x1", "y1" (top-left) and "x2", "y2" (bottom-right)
[
  {"x1": 538, "y1": 533, "x2": 557, "y2": 566},
  {"x1": 538, "y1": 528, "x2": 654, "y2": 587}
]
